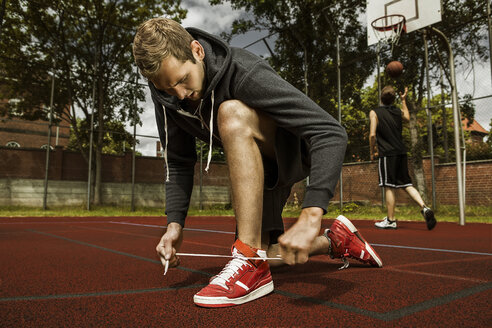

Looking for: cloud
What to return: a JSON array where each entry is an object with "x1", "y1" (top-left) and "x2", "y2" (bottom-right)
[{"x1": 181, "y1": 0, "x2": 242, "y2": 34}]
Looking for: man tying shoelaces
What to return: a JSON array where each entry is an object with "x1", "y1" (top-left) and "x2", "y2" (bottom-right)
[{"x1": 132, "y1": 17, "x2": 383, "y2": 308}]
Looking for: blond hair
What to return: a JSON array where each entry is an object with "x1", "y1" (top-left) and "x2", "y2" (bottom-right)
[{"x1": 133, "y1": 18, "x2": 195, "y2": 80}]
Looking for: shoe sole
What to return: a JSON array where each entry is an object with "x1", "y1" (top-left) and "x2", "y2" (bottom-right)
[
  {"x1": 374, "y1": 224, "x2": 397, "y2": 230},
  {"x1": 193, "y1": 281, "x2": 274, "y2": 308},
  {"x1": 336, "y1": 215, "x2": 383, "y2": 268}
]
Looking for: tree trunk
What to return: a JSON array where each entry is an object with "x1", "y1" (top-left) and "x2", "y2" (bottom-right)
[
  {"x1": 407, "y1": 101, "x2": 428, "y2": 203},
  {"x1": 0, "y1": 0, "x2": 6, "y2": 37}
]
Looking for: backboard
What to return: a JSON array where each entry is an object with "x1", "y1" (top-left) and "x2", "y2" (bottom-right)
[{"x1": 367, "y1": 0, "x2": 442, "y2": 46}]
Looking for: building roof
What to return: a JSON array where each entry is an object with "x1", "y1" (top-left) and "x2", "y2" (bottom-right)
[{"x1": 462, "y1": 118, "x2": 488, "y2": 135}]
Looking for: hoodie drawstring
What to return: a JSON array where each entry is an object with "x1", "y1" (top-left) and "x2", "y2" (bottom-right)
[
  {"x1": 163, "y1": 90, "x2": 215, "y2": 182},
  {"x1": 205, "y1": 90, "x2": 214, "y2": 173},
  {"x1": 162, "y1": 104, "x2": 170, "y2": 182}
]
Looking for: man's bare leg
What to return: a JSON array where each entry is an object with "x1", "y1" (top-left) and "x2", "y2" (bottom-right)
[
  {"x1": 405, "y1": 186, "x2": 425, "y2": 208},
  {"x1": 217, "y1": 100, "x2": 276, "y2": 249},
  {"x1": 385, "y1": 187, "x2": 396, "y2": 221}
]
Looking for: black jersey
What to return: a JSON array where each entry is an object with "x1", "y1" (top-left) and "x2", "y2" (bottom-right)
[{"x1": 373, "y1": 105, "x2": 407, "y2": 156}]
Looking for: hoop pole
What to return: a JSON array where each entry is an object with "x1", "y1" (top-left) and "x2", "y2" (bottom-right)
[
  {"x1": 423, "y1": 30, "x2": 436, "y2": 209},
  {"x1": 376, "y1": 48, "x2": 385, "y2": 208},
  {"x1": 430, "y1": 27, "x2": 465, "y2": 225}
]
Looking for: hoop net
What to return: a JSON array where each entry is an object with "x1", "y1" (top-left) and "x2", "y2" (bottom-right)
[{"x1": 371, "y1": 14, "x2": 406, "y2": 52}]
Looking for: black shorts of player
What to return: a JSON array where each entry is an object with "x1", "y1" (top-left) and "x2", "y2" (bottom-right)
[{"x1": 378, "y1": 154, "x2": 413, "y2": 188}]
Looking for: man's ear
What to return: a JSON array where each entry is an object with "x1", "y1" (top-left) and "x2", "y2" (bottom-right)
[{"x1": 190, "y1": 40, "x2": 205, "y2": 61}]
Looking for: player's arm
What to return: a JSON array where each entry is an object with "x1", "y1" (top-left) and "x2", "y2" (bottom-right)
[
  {"x1": 152, "y1": 96, "x2": 196, "y2": 271},
  {"x1": 369, "y1": 110, "x2": 378, "y2": 160},
  {"x1": 400, "y1": 87, "x2": 410, "y2": 123}
]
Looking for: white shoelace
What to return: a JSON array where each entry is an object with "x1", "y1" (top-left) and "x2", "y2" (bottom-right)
[{"x1": 209, "y1": 249, "x2": 251, "y2": 289}]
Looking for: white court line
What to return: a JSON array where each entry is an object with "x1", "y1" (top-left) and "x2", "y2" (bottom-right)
[
  {"x1": 110, "y1": 221, "x2": 492, "y2": 257},
  {"x1": 371, "y1": 243, "x2": 492, "y2": 256},
  {"x1": 3, "y1": 220, "x2": 489, "y2": 257}
]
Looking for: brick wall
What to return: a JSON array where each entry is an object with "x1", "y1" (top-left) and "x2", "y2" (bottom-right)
[
  {"x1": 0, "y1": 147, "x2": 491, "y2": 206},
  {"x1": 330, "y1": 157, "x2": 492, "y2": 206},
  {"x1": 0, "y1": 146, "x2": 230, "y2": 185},
  {"x1": 0, "y1": 117, "x2": 70, "y2": 149}
]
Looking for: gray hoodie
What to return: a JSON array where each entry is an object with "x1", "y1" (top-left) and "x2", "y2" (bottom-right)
[{"x1": 150, "y1": 27, "x2": 347, "y2": 227}]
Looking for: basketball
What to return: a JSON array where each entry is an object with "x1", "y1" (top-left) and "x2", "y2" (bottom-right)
[{"x1": 386, "y1": 61, "x2": 404, "y2": 78}]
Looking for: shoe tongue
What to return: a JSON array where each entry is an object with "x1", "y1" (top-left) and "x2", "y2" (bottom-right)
[
  {"x1": 232, "y1": 239, "x2": 258, "y2": 258},
  {"x1": 232, "y1": 239, "x2": 266, "y2": 266}
]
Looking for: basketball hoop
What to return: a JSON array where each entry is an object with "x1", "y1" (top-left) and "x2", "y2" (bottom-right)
[{"x1": 371, "y1": 14, "x2": 406, "y2": 53}]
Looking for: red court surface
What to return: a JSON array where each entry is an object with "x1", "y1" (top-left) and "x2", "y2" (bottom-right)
[{"x1": 1, "y1": 216, "x2": 491, "y2": 327}]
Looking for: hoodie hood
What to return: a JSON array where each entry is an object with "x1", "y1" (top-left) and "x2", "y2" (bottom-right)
[{"x1": 149, "y1": 28, "x2": 232, "y2": 180}]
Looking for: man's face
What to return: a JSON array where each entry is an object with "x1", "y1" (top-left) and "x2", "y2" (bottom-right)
[{"x1": 151, "y1": 41, "x2": 205, "y2": 101}]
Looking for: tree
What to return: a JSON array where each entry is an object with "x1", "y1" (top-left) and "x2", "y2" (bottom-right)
[
  {"x1": 0, "y1": 0, "x2": 186, "y2": 204},
  {"x1": 210, "y1": 0, "x2": 375, "y2": 121},
  {"x1": 67, "y1": 118, "x2": 140, "y2": 156}
]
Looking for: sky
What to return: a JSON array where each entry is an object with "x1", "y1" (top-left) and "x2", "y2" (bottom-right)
[{"x1": 131, "y1": 0, "x2": 492, "y2": 157}]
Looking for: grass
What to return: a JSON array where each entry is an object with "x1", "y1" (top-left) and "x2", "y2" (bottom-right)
[
  {"x1": 0, "y1": 205, "x2": 233, "y2": 218},
  {"x1": 0, "y1": 203, "x2": 490, "y2": 223}
]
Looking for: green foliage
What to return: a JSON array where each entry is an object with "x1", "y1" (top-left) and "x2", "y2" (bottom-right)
[
  {"x1": 460, "y1": 94, "x2": 475, "y2": 123},
  {"x1": 67, "y1": 118, "x2": 140, "y2": 155},
  {"x1": 195, "y1": 139, "x2": 226, "y2": 162},
  {"x1": 341, "y1": 202, "x2": 359, "y2": 213},
  {"x1": 0, "y1": 0, "x2": 185, "y2": 150},
  {"x1": 465, "y1": 141, "x2": 492, "y2": 161},
  {"x1": 209, "y1": 1, "x2": 488, "y2": 166},
  {"x1": 211, "y1": 0, "x2": 375, "y2": 122}
]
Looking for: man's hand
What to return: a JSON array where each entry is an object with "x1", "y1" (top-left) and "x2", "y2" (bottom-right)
[
  {"x1": 399, "y1": 87, "x2": 408, "y2": 100},
  {"x1": 156, "y1": 222, "x2": 183, "y2": 271},
  {"x1": 277, "y1": 207, "x2": 323, "y2": 265},
  {"x1": 370, "y1": 150, "x2": 379, "y2": 161}
]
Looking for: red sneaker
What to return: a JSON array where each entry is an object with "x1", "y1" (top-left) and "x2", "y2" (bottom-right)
[
  {"x1": 193, "y1": 239, "x2": 274, "y2": 307},
  {"x1": 325, "y1": 215, "x2": 383, "y2": 269}
]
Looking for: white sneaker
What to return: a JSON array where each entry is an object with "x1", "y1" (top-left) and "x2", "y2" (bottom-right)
[{"x1": 375, "y1": 217, "x2": 397, "y2": 229}]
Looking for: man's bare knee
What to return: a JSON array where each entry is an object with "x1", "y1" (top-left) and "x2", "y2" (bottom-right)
[
  {"x1": 217, "y1": 100, "x2": 255, "y2": 139},
  {"x1": 217, "y1": 100, "x2": 276, "y2": 157}
]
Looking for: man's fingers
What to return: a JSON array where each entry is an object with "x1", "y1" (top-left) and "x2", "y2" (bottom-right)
[
  {"x1": 296, "y1": 251, "x2": 309, "y2": 264},
  {"x1": 279, "y1": 245, "x2": 296, "y2": 265},
  {"x1": 159, "y1": 255, "x2": 167, "y2": 267}
]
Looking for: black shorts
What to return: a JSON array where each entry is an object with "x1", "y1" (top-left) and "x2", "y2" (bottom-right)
[
  {"x1": 378, "y1": 155, "x2": 413, "y2": 188},
  {"x1": 260, "y1": 128, "x2": 310, "y2": 243}
]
